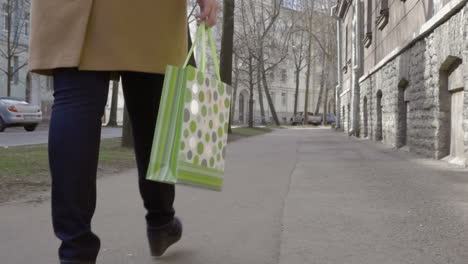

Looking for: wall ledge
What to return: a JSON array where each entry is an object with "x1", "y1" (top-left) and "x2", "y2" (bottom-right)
[{"x1": 359, "y1": 0, "x2": 467, "y2": 84}]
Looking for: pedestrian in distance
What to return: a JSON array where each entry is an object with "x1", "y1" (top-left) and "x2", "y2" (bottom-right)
[{"x1": 29, "y1": 0, "x2": 218, "y2": 263}]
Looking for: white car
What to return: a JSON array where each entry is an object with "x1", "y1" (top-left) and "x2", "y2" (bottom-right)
[{"x1": 0, "y1": 97, "x2": 43, "y2": 132}]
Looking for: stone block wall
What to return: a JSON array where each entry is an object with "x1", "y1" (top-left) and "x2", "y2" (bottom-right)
[
  {"x1": 464, "y1": 51, "x2": 468, "y2": 163},
  {"x1": 360, "y1": 58, "x2": 402, "y2": 147},
  {"x1": 357, "y1": 3, "x2": 468, "y2": 159},
  {"x1": 340, "y1": 91, "x2": 352, "y2": 133}
]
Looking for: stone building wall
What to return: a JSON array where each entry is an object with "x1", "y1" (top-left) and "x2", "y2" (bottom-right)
[
  {"x1": 358, "y1": 3, "x2": 468, "y2": 160},
  {"x1": 340, "y1": 91, "x2": 352, "y2": 132}
]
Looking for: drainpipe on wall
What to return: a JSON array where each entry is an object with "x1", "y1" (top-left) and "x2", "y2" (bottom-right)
[
  {"x1": 331, "y1": 5, "x2": 342, "y2": 130},
  {"x1": 463, "y1": 51, "x2": 468, "y2": 167},
  {"x1": 350, "y1": 0, "x2": 362, "y2": 137}
]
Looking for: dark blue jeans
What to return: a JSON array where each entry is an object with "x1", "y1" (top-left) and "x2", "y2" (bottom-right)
[{"x1": 49, "y1": 68, "x2": 175, "y2": 264}]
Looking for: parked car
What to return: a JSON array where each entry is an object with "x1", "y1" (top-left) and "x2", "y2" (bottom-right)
[
  {"x1": 314, "y1": 113, "x2": 336, "y2": 125},
  {"x1": 0, "y1": 97, "x2": 43, "y2": 132},
  {"x1": 290, "y1": 112, "x2": 322, "y2": 125},
  {"x1": 326, "y1": 113, "x2": 336, "y2": 124},
  {"x1": 254, "y1": 115, "x2": 272, "y2": 125}
]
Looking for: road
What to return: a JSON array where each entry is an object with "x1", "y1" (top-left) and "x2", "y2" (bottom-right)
[
  {"x1": 2, "y1": 128, "x2": 468, "y2": 263},
  {"x1": 0, "y1": 124, "x2": 122, "y2": 147}
]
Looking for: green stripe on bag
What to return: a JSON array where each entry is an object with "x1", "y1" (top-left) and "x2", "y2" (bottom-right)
[
  {"x1": 178, "y1": 161, "x2": 224, "y2": 177},
  {"x1": 169, "y1": 70, "x2": 187, "y2": 178},
  {"x1": 147, "y1": 66, "x2": 173, "y2": 181},
  {"x1": 178, "y1": 168, "x2": 223, "y2": 190},
  {"x1": 148, "y1": 66, "x2": 181, "y2": 183}
]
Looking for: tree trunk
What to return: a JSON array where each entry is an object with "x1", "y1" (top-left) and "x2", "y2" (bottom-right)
[
  {"x1": 323, "y1": 78, "x2": 329, "y2": 126},
  {"x1": 303, "y1": 38, "x2": 312, "y2": 125},
  {"x1": 25, "y1": 72, "x2": 31, "y2": 103},
  {"x1": 260, "y1": 56, "x2": 280, "y2": 126},
  {"x1": 6, "y1": 59, "x2": 11, "y2": 96},
  {"x1": 220, "y1": 0, "x2": 234, "y2": 133},
  {"x1": 121, "y1": 105, "x2": 134, "y2": 148},
  {"x1": 230, "y1": 59, "x2": 239, "y2": 128},
  {"x1": 6, "y1": 0, "x2": 11, "y2": 96},
  {"x1": 108, "y1": 80, "x2": 119, "y2": 127},
  {"x1": 293, "y1": 67, "x2": 300, "y2": 117},
  {"x1": 248, "y1": 57, "x2": 254, "y2": 128},
  {"x1": 257, "y1": 61, "x2": 266, "y2": 125},
  {"x1": 314, "y1": 57, "x2": 327, "y2": 115}
]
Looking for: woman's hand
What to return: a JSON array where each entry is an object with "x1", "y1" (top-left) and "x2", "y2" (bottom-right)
[{"x1": 196, "y1": 0, "x2": 219, "y2": 27}]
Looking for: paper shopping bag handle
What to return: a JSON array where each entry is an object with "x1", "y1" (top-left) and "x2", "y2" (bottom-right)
[{"x1": 183, "y1": 22, "x2": 222, "y2": 83}]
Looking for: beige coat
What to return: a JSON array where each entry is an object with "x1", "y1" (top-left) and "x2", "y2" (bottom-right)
[{"x1": 29, "y1": 0, "x2": 188, "y2": 76}]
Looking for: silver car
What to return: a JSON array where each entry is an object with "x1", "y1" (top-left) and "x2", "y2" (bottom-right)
[{"x1": 0, "y1": 97, "x2": 43, "y2": 132}]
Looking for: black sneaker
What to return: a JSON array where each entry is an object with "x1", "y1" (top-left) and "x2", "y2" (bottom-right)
[{"x1": 147, "y1": 217, "x2": 183, "y2": 257}]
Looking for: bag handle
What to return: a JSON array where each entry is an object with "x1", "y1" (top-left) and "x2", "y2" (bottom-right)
[{"x1": 183, "y1": 22, "x2": 222, "y2": 83}]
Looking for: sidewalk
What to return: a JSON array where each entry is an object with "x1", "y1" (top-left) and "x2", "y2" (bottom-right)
[
  {"x1": 0, "y1": 128, "x2": 300, "y2": 264},
  {"x1": 2, "y1": 128, "x2": 468, "y2": 263},
  {"x1": 0, "y1": 126, "x2": 123, "y2": 147}
]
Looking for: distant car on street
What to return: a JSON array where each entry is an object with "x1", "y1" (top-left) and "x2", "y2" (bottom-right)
[
  {"x1": 325, "y1": 113, "x2": 336, "y2": 124},
  {"x1": 290, "y1": 112, "x2": 322, "y2": 125},
  {"x1": 254, "y1": 115, "x2": 272, "y2": 125},
  {"x1": 0, "y1": 97, "x2": 43, "y2": 132}
]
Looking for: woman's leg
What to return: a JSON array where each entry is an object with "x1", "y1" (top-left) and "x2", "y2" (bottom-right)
[
  {"x1": 49, "y1": 68, "x2": 110, "y2": 264},
  {"x1": 120, "y1": 72, "x2": 175, "y2": 227}
]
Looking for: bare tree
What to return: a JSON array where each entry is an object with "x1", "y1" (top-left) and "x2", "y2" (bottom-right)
[
  {"x1": 107, "y1": 80, "x2": 119, "y2": 127},
  {"x1": 236, "y1": 0, "x2": 291, "y2": 126},
  {"x1": 302, "y1": 0, "x2": 317, "y2": 125},
  {"x1": 290, "y1": 21, "x2": 308, "y2": 117},
  {"x1": 307, "y1": 0, "x2": 337, "y2": 123},
  {"x1": 220, "y1": 0, "x2": 235, "y2": 133},
  {"x1": 314, "y1": 54, "x2": 327, "y2": 114},
  {"x1": 230, "y1": 54, "x2": 240, "y2": 127},
  {"x1": 121, "y1": 106, "x2": 133, "y2": 148},
  {"x1": 236, "y1": 0, "x2": 258, "y2": 128},
  {"x1": 258, "y1": 1, "x2": 292, "y2": 126},
  {"x1": 1, "y1": 0, "x2": 29, "y2": 96}
]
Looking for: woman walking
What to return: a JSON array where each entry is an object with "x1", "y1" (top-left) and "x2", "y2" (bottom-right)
[{"x1": 29, "y1": 0, "x2": 218, "y2": 263}]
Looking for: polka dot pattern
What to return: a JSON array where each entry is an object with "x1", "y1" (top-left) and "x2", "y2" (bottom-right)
[{"x1": 180, "y1": 68, "x2": 231, "y2": 171}]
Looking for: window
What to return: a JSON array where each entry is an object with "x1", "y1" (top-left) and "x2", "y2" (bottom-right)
[
  {"x1": 271, "y1": 92, "x2": 276, "y2": 105},
  {"x1": 376, "y1": 0, "x2": 389, "y2": 30},
  {"x1": 269, "y1": 70, "x2": 275, "y2": 81},
  {"x1": 283, "y1": 0, "x2": 303, "y2": 10},
  {"x1": 12, "y1": 56, "x2": 19, "y2": 84},
  {"x1": 24, "y1": 12, "x2": 29, "y2": 35},
  {"x1": 363, "y1": 0, "x2": 372, "y2": 48},
  {"x1": 2, "y1": 3, "x2": 9, "y2": 31},
  {"x1": 24, "y1": 20, "x2": 29, "y2": 35},
  {"x1": 281, "y1": 69, "x2": 287, "y2": 82},
  {"x1": 345, "y1": 26, "x2": 348, "y2": 61},
  {"x1": 343, "y1": 26, "x2": 348, "y2": 72},
  {"x1": 281, "y1": 92, "x2": 287, "y2": 107}
]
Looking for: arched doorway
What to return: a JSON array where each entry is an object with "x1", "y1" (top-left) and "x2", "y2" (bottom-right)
[
  {"x1": 238, "y1": 89, "x2": 249, "y2": 125},
  {"x1": 397, "y1": 79, "x2": 409, "y2": 147},
  {"x1": 342, "y1": 105, "x2": 346, "y2": 130},
  {"x1": 438, "y1": 56, "x2": 464, "y2": 164},
  {"x1": 376, "y1": 90, "x2": 383, "y2": 141},
  {"x1": 363, "y1": 96, "x2": 368, "y2": 137},
  {"x1": 347, "y1": 104, "x2": 350, "y2": 133}
]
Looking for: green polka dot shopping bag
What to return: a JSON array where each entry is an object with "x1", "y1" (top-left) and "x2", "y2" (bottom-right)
[{"x1": 146, "y1": 23, "x2": 231, "y2": 191}]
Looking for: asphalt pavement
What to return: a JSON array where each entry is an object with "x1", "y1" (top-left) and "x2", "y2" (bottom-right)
[
  {"x1": 0, "y1": 123, "x2": 122, "y2": 147},
  {"x1": 2, "y1": 128, "x2": 468, "y2": 264}
]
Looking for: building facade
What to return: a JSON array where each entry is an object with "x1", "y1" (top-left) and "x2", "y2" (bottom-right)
[
  {"x1": 0, "y1": 0, "x2": 31, "y2": 99},
  {"x1": 334, "y1": 0, "x2": 468, "y2": 165},
  {"x1": 0, "y1": 0, "x2": 54, "y2": 119},
  {"x1": 229, "y1": 2, "x2": 334, "y2": 126}
]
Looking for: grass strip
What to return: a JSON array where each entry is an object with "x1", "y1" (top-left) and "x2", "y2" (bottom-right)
[{"x1": 0, "y1": 138, "x2": 135, "y2": 203}]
